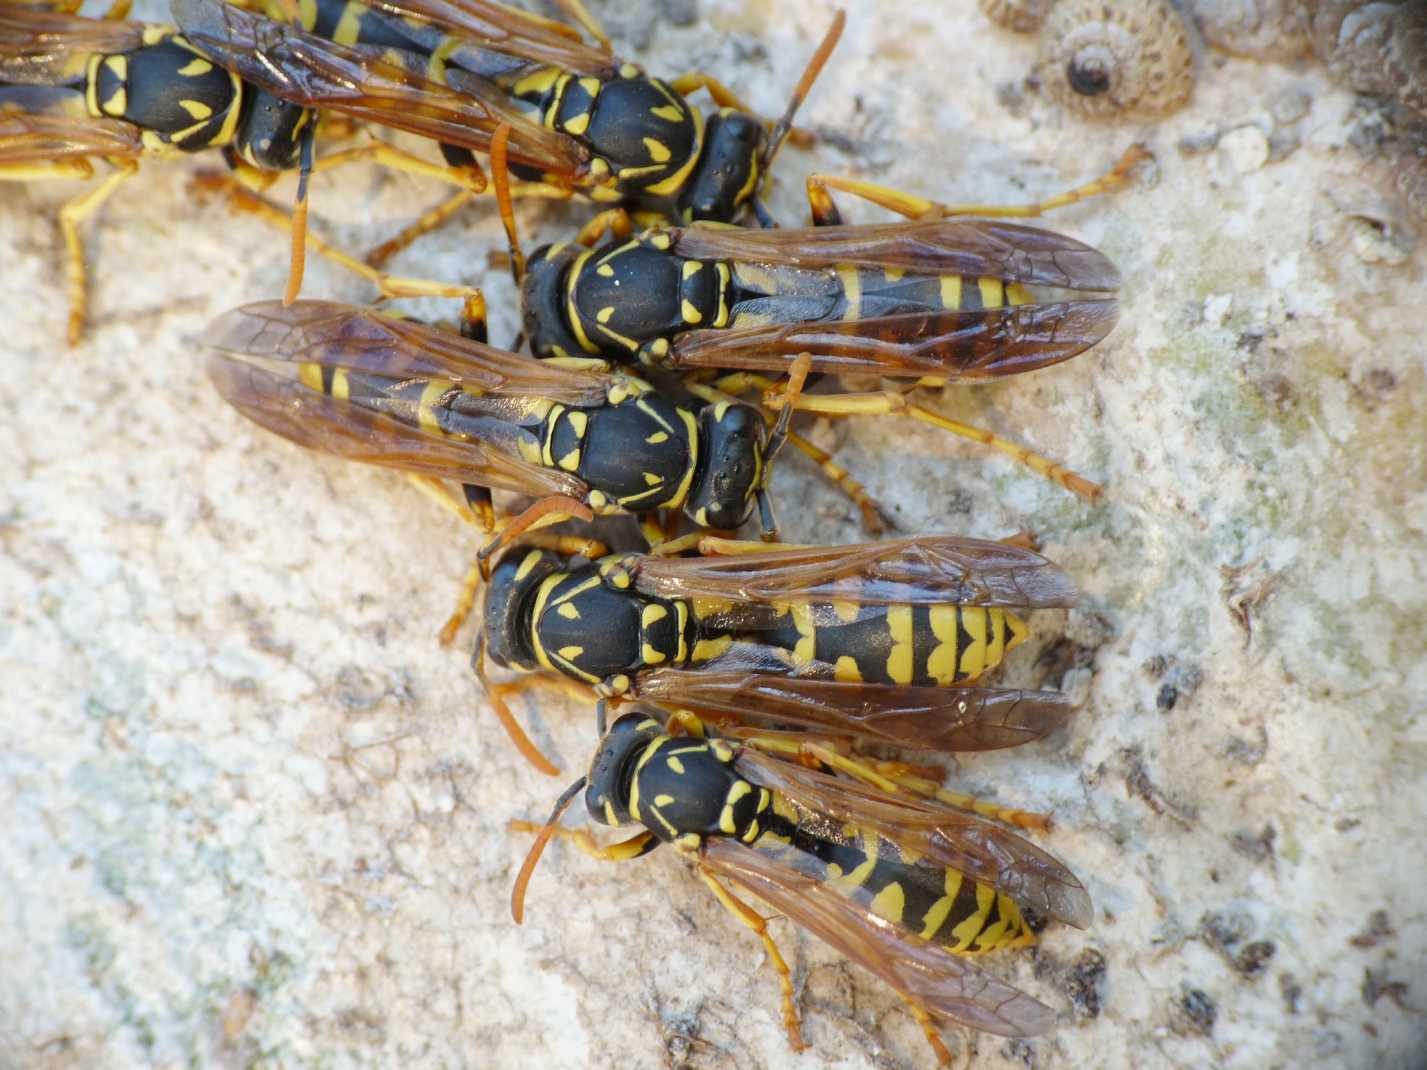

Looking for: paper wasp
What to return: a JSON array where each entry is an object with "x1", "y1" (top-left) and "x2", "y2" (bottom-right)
[
  {"x1": 202, "y1": 299, "x2": 808, "y2": 639},
  {"x1": 478, "y1": 143, "x2": 1150, "y2": 503},
  {"x1": 0, "y1": 1, "x2": 486, "y2": 342},
  {"x1": 475, "y1": 533, "x2": 1077, "y2": 773},
  {"x1": 511, "y1": 711, "x2": 1092, "y2": 1062},
  {"x1": 170, "y1": 0, "x2": 843, "y2": 257}
]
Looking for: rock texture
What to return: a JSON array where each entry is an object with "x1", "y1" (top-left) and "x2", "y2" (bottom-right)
[{"x1": 1, "y1": 1, "x2": 1423, "y2": 1068}]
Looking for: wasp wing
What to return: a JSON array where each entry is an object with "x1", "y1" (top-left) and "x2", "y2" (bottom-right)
[
  {"x1": 671, "y1": 219, "x2": 1121, "y2": 292},
  {"x1": 170, "y1": 0, "x2": 585, "y2": 173},
  {"x1": 732, "y1": 746, "x2": 1092, "y2": 929},
  {"x1": 204, "y1": 300, "x2": 612, "y2": 405},
  {"x1": 362, "y1": 0, "x2": 615, "y2": 75},
  {"x1": 207, "y1": 352, "x2": 586, "y2": 498},
  {"x1": 701, "y1": 838, "x2": 1058, "y2": 1038},
  {"x1": 667, "y1": 299, "x2": 1118, "y2": 379},
  {"x1": 629, "y1": 536, "x2": 1078, "y2": 608},
  {"x1": 0, "y1": 93, "x2": 145, "y2": 163},
  {"x1": 634, "y1": 671, "x2": 1072, "y2": 752},
  {"x1": 0, "y1": 5, "x2": 146, "y2": 85}
]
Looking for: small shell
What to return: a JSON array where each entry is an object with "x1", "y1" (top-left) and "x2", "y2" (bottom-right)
[
  {"x1": 979, "y1": 0, "x2": 1052, "y2": 34},
  {"x1": 1190, "y1": 0, "x2": 1314, "y2": 61},
  {"x1": 1037, "y1": 0, "x2": 1196, "y2": 118},
  {"x1": 1312, "y1": 1, "x2": 1400, "y2": 96}
]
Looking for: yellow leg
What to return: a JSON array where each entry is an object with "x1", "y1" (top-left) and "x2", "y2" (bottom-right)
[
  {"x1": 574, "y1": 207, "x2": 633, "y2": 247},
  {"x1": 699, "y1": 867, "x2": 806, "y2": 1054},
  {"x1": 784, "y1": 430, "x2": 887, "y2": 533},
  {"x1": 668, "y1": 72, "x2": 757, "y2": 114},
  {"x1": 200, "y1": 174, "x2": 482, "y2": 302},
  {"x1": 694, "y1": 535, "x2": 816, "y2": 555},
  {"x1": 56, "y1": 159, "x2": 138, "y2": 345},
  {"x1": 317, "y1": 139, "x2": 487, "y2": 193},
  {"x1": 904, "y1": 999, "x2": 955, "y2": 1067},
  {"x1": 806, "y1": 144, "x2": 1151, "y2": 224},
  {"x1": 102, "y1": 0, "x2": 132, "y2": 17},
  {"x1": 550, "y1": 0, "x2": 611, "y2": 51},
  {"x1": 507, "y1": 822, "x2": 657, "y2": 863},
  {"x1": 762, "y1": 388, "x2": 1102, "y2": 501}
]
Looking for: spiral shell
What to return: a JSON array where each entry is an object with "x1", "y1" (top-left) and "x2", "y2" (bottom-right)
[
  {"x1": 1190, "y1": 0, "x2": 1314, "y2": 61},
  {"x1": 979, "y1": 0, "x2": 1052, "y2": 34},
  {"x1": 1037, "y1": 0, "x2": 1196, "y2": 118}
]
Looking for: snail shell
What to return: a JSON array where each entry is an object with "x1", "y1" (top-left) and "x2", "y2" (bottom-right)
[
  {"x1": 1190, "y1": 0, "x2": 1314, "y2": 61},
  {"x1": 979, "y1": 0, "x2": 1052, "y2": 33},
  {"x1": 1037, "y1": 0, "x2": 1196, "y2": 118}
]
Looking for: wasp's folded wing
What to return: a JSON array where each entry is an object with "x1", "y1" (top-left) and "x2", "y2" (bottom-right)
[
  {"x1": 204, "y1": 300, "x2": 611, "y2": 404},
  {"x1": 630, "y1": 536, "x2": 1078, "y2": 608},
  {"x1": 703, "y1": 838, "x2": 1058, "y2": 1038},
  {"x1": 207, "y1": 352, "x2": 586, "y2": 498}
]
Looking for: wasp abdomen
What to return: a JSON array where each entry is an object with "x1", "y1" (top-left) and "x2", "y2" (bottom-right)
[{"x1": 757, "y1": 603, "x2": 1029, "y2": 686}]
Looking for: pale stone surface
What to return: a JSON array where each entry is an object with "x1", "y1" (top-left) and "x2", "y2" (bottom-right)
[{"x1": 1, "y1": 2, "x2": 1424, "y2": 1069}]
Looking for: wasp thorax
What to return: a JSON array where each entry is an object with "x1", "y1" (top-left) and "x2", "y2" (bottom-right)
[
  {"x1": 680, "y1": 111, "x2": 767, "y2": 222},
  {"x1": 686, "y1": 402, "x2": 763, "y2": 530}
]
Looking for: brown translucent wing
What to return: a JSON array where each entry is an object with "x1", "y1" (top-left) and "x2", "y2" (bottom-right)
[
  {"x1": 206, "y1": 352, "x2": 586, "y2": 498},
  {"x1": 363, "y1": 0, "x2": 615, "y2": 75},
  {"x1": 0, "y1": 98, "x2": 144, "y2": 163},
  {"x1": 667, "y1": 299, "x2": 1119, "y2": 379},
  {"x1": 629, "y1": 536, "x2": 1078, "y2": 608},
  {"x1": 632, "y1": 671, "x2": 1072, "y2": 752},
  {"x1": 733, "y1": 747, "x2": 1093, "y2": 928},
  {"x1": 203, "y1": 300, "x2": 612, "y2": 405},
  {"x1": 702, "y1": 838, "x2": 1058, "y2": 1038},
  {"x1": 670, "y1": 219, "x2": 1121, "y2": 292},
  {"x1": 169, "y1": 0, "x2": 585, "y2": 174},
  {"x1": 0, "y1": 5, "x2": 146, "y2": 84}
]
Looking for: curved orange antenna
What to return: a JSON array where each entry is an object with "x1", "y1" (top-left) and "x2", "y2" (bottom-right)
[
  {"x1": 510, "y1": 775, "x2": 587, "y2": 923},
  {"x1": 491, "y1": 123, "x2": 526, "y2": 286}
]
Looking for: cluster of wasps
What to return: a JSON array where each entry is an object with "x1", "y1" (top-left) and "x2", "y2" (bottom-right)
[{"x1": 4, "y1": 0, "x2": 1149, "y2": 1060}]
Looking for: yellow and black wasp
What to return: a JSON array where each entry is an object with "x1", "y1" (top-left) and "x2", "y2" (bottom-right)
[
  {"x1": 0, "y1": 1, "x2": 496, "y2": 342},
  {"x1": 170, "y1": 0, "x2": 843, "y2": 251},
  {"x1": 512, "y1": 711, "x2": 1092, "y2": 1063},
  {"x1": 0, "y1": 1, "x2": 318, "y2": 341},
  {"x1": 475, "y1": 533, "x2": 1077, "y2": 773}
]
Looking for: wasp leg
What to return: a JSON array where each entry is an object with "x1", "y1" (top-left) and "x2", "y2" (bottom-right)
[
  {"x1": 869, "y1": 762, "x2": 1053, "y2": 832},
  {"x1": 785, "y1": 430, "x2": 887, "y2": 533},
  {"x1": 101, "y1": 0, "x2": 132, "y2": 17},
  {"x1": 699, "y1": 867, "x2": 806, "y2": 1054},
  {"x1": 806, "y1": 144, "x2": 1151, "y2": 224},
  {"x1": 508, "y1": 821, "x2": 659, "y2": 862},
  {"x1": 317, "y1": 139, "x2": 487, "y2": 194},
  {"x1": 904, "y1": 998, "x2": 956, "y2": 1067},
  {"x1": 574, "y1": 207, "x2": 634, "y2": 247},
  {"x1": 763, "y1": 389, "x2": 1102, "y2": 501},
  {"x1": 548, "y1": 0, "x2": 611, "y2": 50},
  {"x1": 53, "y1": 158, "x2": 139, "y2": 345},
  {"x1": 201, "y1": 174, "x2": 482, "y2": 302}
]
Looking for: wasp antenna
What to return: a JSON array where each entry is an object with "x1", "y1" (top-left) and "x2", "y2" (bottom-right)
[
  {"x1": 756, "y1": 489, "x2": 779, "y2": 542},
  {"x1": 764, "y1": 9, "x2": 845, "y2": 173},
  {"x1": 510, "y1": 775, "x2": 588, "y2": 924},
  {"x1": 282, "y1": 122, "x2": 317, "y2": 305},
  {"x1": 491, "y1": 123, "x2": 526, "y2": 287}
]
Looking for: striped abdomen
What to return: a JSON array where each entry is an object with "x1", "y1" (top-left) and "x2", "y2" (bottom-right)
[
  {"x1": 835, "y1": 265, "x2": 1034, "y2": 321},
  {"x1": 750, "y1": 792, "x2": 1034, "y2": 955},
  {"x1": 755, "y1": 601, "x2": 1029, "y2": 685}
]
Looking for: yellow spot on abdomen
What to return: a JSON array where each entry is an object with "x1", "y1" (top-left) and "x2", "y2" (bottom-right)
[
  {"x1": 885, "y1": 605, "x2": 914, "y2": 684},
  {"x1": 939, "y1": 275, "x2": 963, "y2": 309},
  {"x1": 959, "y1": 607, "x2": 988, "y2": 680},
  {"x1": 977, "y1": 276, "x2": 1006, "y2": 308},
  {"x1": 869, "y1": 881, "x2": 906, "y2": 924},
  {"x1": 834, "y1": 656, "x2": 862, "y2": 682},
  {"x1": 927, "y1": 605, "x2": 960, "y2": 686}
]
